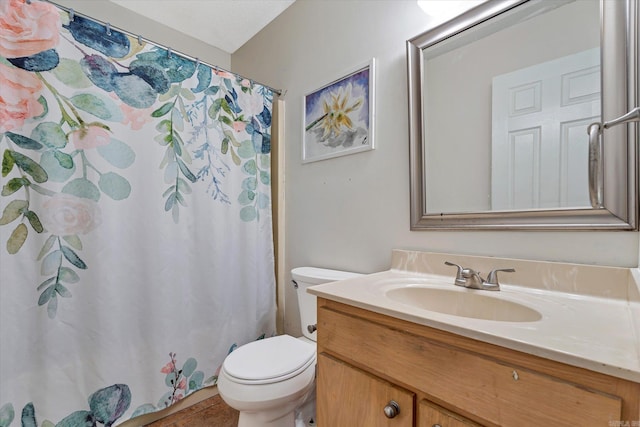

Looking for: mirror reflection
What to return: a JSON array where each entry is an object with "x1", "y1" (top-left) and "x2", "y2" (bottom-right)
[{"x1": 423, "y1": 0, "x2": 600, "y2": 214}]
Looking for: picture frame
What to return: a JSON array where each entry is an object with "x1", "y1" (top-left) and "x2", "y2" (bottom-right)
[{"x1": 302, "y1": 58, "x2": 375, "y2": 163}]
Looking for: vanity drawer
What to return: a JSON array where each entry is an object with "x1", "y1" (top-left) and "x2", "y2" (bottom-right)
[
  {"x1": 418, "y1": 400, "x2": 481, "y2": 427},
  {"x1": 318, "y1": 304, "x2": 623, "y2": 426}
]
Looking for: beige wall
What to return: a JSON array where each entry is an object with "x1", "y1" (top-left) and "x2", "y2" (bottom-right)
[{"x1": 233, "y1": 0, "x2": 639, "y2": 338}]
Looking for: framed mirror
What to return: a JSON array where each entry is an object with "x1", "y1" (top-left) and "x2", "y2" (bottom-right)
[{"x1": 407, "y1": 0, "x2": 638, "y2": 230}]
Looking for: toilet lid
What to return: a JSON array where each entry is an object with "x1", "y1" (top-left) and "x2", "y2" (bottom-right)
[{"x1": 223, "y1": 335, "x2": 316, "y2": 384}]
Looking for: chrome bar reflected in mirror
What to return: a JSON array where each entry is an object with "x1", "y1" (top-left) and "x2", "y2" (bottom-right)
[
  {"x1": 587, "y1": 122, "x2": 604, "y2": 209},
  {"x1": 587, "y1": 107, "x2": 640, "y2": 209}
]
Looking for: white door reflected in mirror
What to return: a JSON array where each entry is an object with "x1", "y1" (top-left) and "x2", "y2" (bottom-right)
[{"x1": 491, "y1": 48, "x2": 600, "y2": 210}]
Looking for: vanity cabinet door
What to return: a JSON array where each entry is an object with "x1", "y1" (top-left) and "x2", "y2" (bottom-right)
[
  {"x1": 418, "y1": 400, "x2": 481, "y2": 427},
  {"x1": 317, "y1": 353, "x2": 414, "y2": 427}
]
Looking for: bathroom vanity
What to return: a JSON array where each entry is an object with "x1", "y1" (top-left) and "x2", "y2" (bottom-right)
[{"x1": 309, "y1": 250, "x2": 640, "y2": 426}]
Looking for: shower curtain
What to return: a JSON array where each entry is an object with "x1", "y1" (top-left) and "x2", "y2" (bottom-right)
[{"x1": 0, "y1": 0, "x2": 276, "y2": 425}]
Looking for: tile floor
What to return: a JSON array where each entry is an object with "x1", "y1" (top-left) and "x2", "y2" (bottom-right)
[{"x1": 145, "y1": 395, "x2": 238, "y2": 427}]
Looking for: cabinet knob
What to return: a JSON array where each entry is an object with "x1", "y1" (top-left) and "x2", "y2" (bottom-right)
[
  {"x1": 307, "y1": 324, "x2": 317, "y2": 333},
  {"x1": 383, "y1": 400, "x2": 400, "y2": 418}
]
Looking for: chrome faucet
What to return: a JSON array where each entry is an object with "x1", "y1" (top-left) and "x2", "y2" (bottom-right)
[{"x1": 444, "y1": 262, "x2": 515, "y2": 291}]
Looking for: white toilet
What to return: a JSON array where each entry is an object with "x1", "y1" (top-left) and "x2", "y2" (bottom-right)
[{"x1": 217, "y1": 267, "x2": 361, "y2": 427}]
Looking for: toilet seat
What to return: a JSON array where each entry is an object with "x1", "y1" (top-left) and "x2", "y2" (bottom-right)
[{"x1": 222, "y1": 335, "x2": 316, "y2": 385}]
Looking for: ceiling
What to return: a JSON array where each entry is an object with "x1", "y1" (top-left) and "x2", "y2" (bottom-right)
[{"x1": 109, "y1": 0, "x2": 296, "y2": 54}]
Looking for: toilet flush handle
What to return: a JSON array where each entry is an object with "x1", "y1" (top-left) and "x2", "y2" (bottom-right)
[{"x1": 307, "y1": 324, "x2": 317, "y2": 333}]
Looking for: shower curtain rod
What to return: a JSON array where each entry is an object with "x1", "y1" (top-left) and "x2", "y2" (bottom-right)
[{"x1": 38, "y1": 0, "x2": 284, "y2": 97}]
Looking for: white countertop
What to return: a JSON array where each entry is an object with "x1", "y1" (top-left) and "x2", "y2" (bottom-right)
[{"x1": 307, "y1": 250, "x2": 640, "y2": 382}]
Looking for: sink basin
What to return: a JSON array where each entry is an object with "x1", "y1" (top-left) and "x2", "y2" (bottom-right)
[{"x1": 385, "y1": 286, "x2": 542, "y2": 322}]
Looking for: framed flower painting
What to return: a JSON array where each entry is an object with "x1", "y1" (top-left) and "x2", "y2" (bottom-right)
[{"x1": 302, "y1": 59, "x2": 375, "y2": 163}]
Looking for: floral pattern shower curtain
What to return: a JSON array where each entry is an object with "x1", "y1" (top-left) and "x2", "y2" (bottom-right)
[{"x1": 0, "y1": 0, "x2": 276, "y2": 425}]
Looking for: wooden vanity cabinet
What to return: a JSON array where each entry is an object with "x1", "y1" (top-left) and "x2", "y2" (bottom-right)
[{"x1": 316, "y1": 298, "x2": 640, "y2": 427}]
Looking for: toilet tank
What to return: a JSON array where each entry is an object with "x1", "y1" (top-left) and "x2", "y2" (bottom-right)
[{"x1": 291, "y1": 267, "x2": 362, "y2": 341}]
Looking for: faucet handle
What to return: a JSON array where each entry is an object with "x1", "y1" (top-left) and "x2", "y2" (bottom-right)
[
  {"x1": 461, "y1": 268, "x2": 485, "y2": 287},
  {"x1": 486, "y1": 268, "x2": 515, "y2": 285},
  {"x1": 444, "y1": 261, "x2": 466, "y2": 286}
]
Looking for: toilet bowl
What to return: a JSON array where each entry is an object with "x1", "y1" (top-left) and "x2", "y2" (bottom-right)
[
  {"x1": 218, "y1": 335, "x2": 317, "y2": 426},
  {"x1": 217, "y1": 267, "x2": 361, "y2": 427}
]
